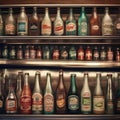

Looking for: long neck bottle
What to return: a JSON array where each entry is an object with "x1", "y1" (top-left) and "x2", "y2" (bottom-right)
[
  {"x1": 116, "y1": 73, "x2": 120, "y2": 114},
  {"x1": 29, "y1": 7, "x2": 40, "y2": 36},
  {"x1": 20, "y1": 73, "x2": 32, "y2": 114},
  {"x1": 106, "y1": 74, "x2": 114, "y2": 114},
  {"x1": 44, "y1": 73, "x2": 54, "y2": 114},
  {"x1": 55, "y1": 70, "x2": 67, "y2": 114},
  {"x1": 102, "y1": 7, "x2": 113, "y2": 36},
  {"x1": 78, "y1": 7, "x2": 88, "y2": 36},
  {"x1": 54, "y1": 7, "x2": 64, "y2": 36},
  {"x1": 5, "y1": 79, "x2": 17, "y2": 114},
  {"x1": 66, "y1": 8, "x2": 76, "y2": 35},
  {"x1": 16, "y1": 72, "x2": 22, "y2": 113},
  {"x1": 68, "y1": 74, "x2": 79, "y2": 114},
  {"x1": 41, "y1": 8, "x2": 51, "y2": 36},
  {"x1": 17, "y1": 7, "x2": 28, "y2": 35},
  {"x1": 32, "y1": 71, "x2": 43, "y2": 114},
  {"x1": 81, "y1": 73, "x2": 91, "y2": 114},
  {"x1": 93, "y1": 73, "x2": 105, "y2": 114},
  {"x1": 0, "y1": 9, "x2": 3, "y2": 36},
  {"x1": 0, "y1": 73, "x2": 4, "y2": 113},
  {"x1": 5, "y1": 8, "x2": 16, "y2": 35},
  {"x1": 89, "y1": 7, "x2": 100, "y2": 36}
]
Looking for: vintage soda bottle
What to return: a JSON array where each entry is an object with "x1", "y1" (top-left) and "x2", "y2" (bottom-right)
[
  {"x1": 29, "y1": 7, "x2": 40, "y2": 36},
  {"x1": 5, "y1": 8, "x2": 16, "y2": 35},
  {"x1": 81, "y1": 73, "x2": 92, "y2": 114},
  {"x1": 54, "y1": 7, "x2": 64, "y2": 36},
  {"x1": 116, "y1": 48, "x2": 120, "y2": 61},
  {"x1": 93, "y1": 73, "x2": 105, "y2": 114},
  {"x1": 36, "y1": 45, "x2": 42, "y2": 59},
  {"x1": 100, "y1": 46, "x2": 107, "y2": 61},
  {"x1": 16, "y1": 45, "x2": 23, "y2": 60},
  {"x1": 44, "y1": 73, "x2": 54, "y2": 114},
  {"x1": 52, "y1": 46, "x2": 60, "y2": 60},
  {"x1": 5, "y1": 79, "x2": 17, "y2": 114},
  {"x1": 102, "y1": 7, "x2": 113, "y2": 36},
  {"x1": 107, "y1": 47, "x2": 113, "y2": 61},
  {"x1": 17, "y1": 7, "x2": 28, "y2": 35},
  {"x1": 43, "y1": 46, "x2": 50, "y2": 60},
  {"x1": 69, "y1": 46, "x2": 77, "y2": 60},
  {"x1": 0, "y1": 9, "x2": 3, "y2": 36},
  {"x1": 93, "y1": 46, "x2": 99, "y2": 61},
  {"x1": 2, "y1": 45, "x2": 8, "y2": 59},
  {"x1": 66, "y1": 8, "x2": 76, "y2": 35},
  {"x1": 24, "y1": 45, "x2": 30, "y2": 59},
  {"x1": 89, "y1": 7, "x2": 101, "y2": 36},
  {"x1": 78, "y1": 7, "x2": 88, "y2": 36},
  {"x1": 9, "y1": 45, "x2": 16, "y2": 59},
  {"x1": 85, "y1": 46, "x2": 92, "y2": 61},
  {"x1": 29, "y1": 45, "x2": 36, "y2": 59},
  {"x1": 55, "y1": 70, "x2": 67, "y2": 114},
  {"x1": 20, "y1": 73, "x2": 32, "y2": 114},
  {"x1": 41, "y1": 8, "x2": 51, "y2": 36},
  {"x1": 68, "y1": 74, "x2": 79, "y2": 114},
  {"x1": 77, "y1": 46, "x2": 84, "y2": 61},
  {"x1": 32, "y1": 71, "x2": 43, "y2": 114},
  {"x1": 60, "y1": 46, "x2": 68, "y2": 60}
]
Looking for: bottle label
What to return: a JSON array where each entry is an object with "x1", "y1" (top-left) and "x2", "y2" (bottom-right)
[
  {"x1": 0, "y1": 100, "x2": 3, "y2": 108},
  {"x1": 92, "y1": 25, "x2": 99, "y2": 31},
  {"x1": 56, "y1": 93, "x2": 66, "y2": 108},
  {"x1": 68, "y1": 95, "x2": 79, "y2": 110},
  {"x1": 93, "y1": 52, "x2": 99, "y2": 60},
  {"x1": 30, "y1": 23, "x2": 38, "y2": 30},
  {"x1": 66, "y1": 22, "x2": 76, "y2": 32},
  {"x1": 32, "y1": 93, "x2": 43, "y2": 112},
  {"x1": 100, "y1": 52, "x2": 106, "y2": 60},
  {"x1": 93, "y1": 96, "x2": 105, "y2": 113},
  {"x1": 116, "y1": 23, "x2": 120, "y2": 29},
  {"x1": 42, "y1": 23, "x2": 51, "y2": 35},
  {"x1": 10, "y1": 49, "x2": 16, "y2": 59},
  {"x1": 78, "y1": 51, "x2": 84, "y2": 60},
  {"x1": 103, "y1": 23, "x2": 113, "y2": 35},
  {"x1": 5, "y1": 24, "x2": 15, "y2": 34},
  {"x1": 86, "y1": 51, "x2": 92, "y2": 60},
  {"x1": 69, "y1": 49, "x2": 76, "y2": 60},
  {"x1": 61, "y1": 51, "x2": 68, "y2": 59},
  {"x1": 79, "y1": 21, "x2": 87, "y2": 35},
  {"x1": 18, "y1": 22, "x2": 27, "y2": 34},
  {"x1": 107, "y1": 51, "x2": 113, "y2": 61},
  {"x1": 106, "y1": 101, "x2": 113, "y2": 113},
  {"x1": 53, "y1": 50, "x2": 59, "y2": 60},
  {"x1": 6, "y1": 100, "x2": 17, "y2": 112},
  {"x1": 44, "y1": 94, "x2": 54, "y2": 112},
  {"x1": 20, "y1": 95, "x2": 31, "y2": 112}
]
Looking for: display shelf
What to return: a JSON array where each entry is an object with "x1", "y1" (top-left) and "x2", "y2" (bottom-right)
[{"x1": 0, "y1": 59, "x2": 120, "y2": 68}]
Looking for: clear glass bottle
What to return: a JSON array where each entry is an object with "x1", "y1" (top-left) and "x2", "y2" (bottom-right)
[
  {"x1": 68, "y1": 74, "x2": 79, "y2": 114},
  {"x1": 78, "y1": 7, "x2": 88, "y2": 36},
  {"x1": 0, "y1": 9, "x2": 3, "y2": 36},
  {"x1": 100, "y1": 46, "x2": 107, "y2": 61},
  {"x1": 93, "y1": 46, "x2": 99, "y2": 61},
  {"x1": 5, "y1": 8, "x2": 16, "y2": 35},
  {"x1": 44, "y1": 73, "x2": 54, "y2": 114},
  {"x1": 102, "y1": 7, "x2": 113, "y2": 36},
  {"x1": 93, "y1": 73, "x2": 105, "y2": 114},
  {"x1": 81, "y1": 73, "x2": 92, "y2": 114},
  {"x1": 54, "y1": 7, "x2": 64, "y2": 36},
  {"x1": 107, "y1": 46, "x2": 113, "y2": 61},
  {"x1": 66, "y1": 8, "x2": 76, "y2": 35},
  {"x1": 17, "y1": 7, "x2": 28, "y2": 36},
  {"x1": 43, "y1": 46, "x2": 50, "y2": 60},
  {"x1": 32, "y1": 71, "x2": 43, "y2": 114},
  {"x1": 41, "y1": 8, "x2": 52, "y2": 36}
]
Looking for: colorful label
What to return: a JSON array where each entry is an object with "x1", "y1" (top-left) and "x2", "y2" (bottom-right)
[
  {"x1": 53, "y1": 50, "x2": 59, "y2": 60},
  {"x1": 61, "y1": 51, "x2": 68, "y2": 59},
  {"x1": 68, "y1": 95, "x2": 79, "y2": 110},
  {"x1": 93, "y1": 96, "x2": 105, "y2": 113},
  {"x1": 44, "y1": 94, "x2": 54, "y2": 113},
  {"x1": 30, "y1": 23, "x2": 38, "y2": 30},
  {"x1": 66, "y1": 22, "x2": 76, "y2": 35},
  {"x1": 5, "y1": 24, "x2": 15, "y2": 33},
  {"x1": 42, "y1": 23, "x2": 51, "y2": 35},
  {"x1": 86, "y1": 51, "x2": 92, "y2": 60},
  {"x1": 103, "y1": 23, "x2": 113, "y2": 35},
  {"x1": 18, "y1": 22, "x2": 27, "y2": 34},
  {"x1": 32, "y1": 93, "x2": 43, "y2": 112},
  {"x1": 92, "y1": 25, "x2": 99, "y2": 31},
  {"x1": 6, "y1": 100, "x2": 17, "y2": 112}
]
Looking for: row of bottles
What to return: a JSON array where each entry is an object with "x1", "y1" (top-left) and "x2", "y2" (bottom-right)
[
  {"x1": 0, "y1": 70, "x2": 120, "y2": 114},
  {"x1": 0, "y1": 44, "x2": 120, "y2": 61},
  {"x1": 0, "y1": 7, "x2": 120, "y2": 36}
]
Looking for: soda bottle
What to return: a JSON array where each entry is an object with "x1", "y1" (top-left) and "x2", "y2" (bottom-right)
[
  {"x1": 77, "y1": 46, "x2": 84, "y2": 61},
  {"x1": 69, "y1": 46, "x2": 76, "y2": 60}
]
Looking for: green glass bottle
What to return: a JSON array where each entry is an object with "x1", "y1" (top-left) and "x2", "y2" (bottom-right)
[
  {"x1": 69, "y1": 46, "x2": 76, "y2": 60},
  {"x1": 68, "y1": 74, "x2": 79, "y2": 114},
  {"x1": 78, "y1": 7, "x2": 88, "y2": 36},
  {"x1": 66, "y1": 8, "x2": 76, "y2": 35}
]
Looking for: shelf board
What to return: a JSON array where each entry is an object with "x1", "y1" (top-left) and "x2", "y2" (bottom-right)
[
  {"x1": 0, "y1": 59, "x2": 120, "y2": 68},
  {"x1": 0, "y1": 36, "x2": 119, "y2": 44}
]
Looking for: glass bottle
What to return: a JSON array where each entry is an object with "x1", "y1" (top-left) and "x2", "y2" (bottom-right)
[
  {"x1": 24, "y1": 45, "x2": 30, "y2": 59},
  {"x1": 68, "y1": 74, "x2": 79, "y2": 114},
  {"x1": 0, "y1": 9, "x2": 4, "y2": 36},
  {"x1": 43, "y1": 46, "x2": 50, "y2": 60},
  {"x1": 78, "y1": 7, "x2": 88, "y2": 36},
  {"x1": 93, "y1": 46, "x2": 99, "y2": 61},
  {"x1": 66, "y1": 8, "x2": 76, "y2": 35},
  {"x1": 17, "y1": 7, "x2": 28, "y2": 36},
  {"x1": 81, "y1": 73, "x2": 92, "y2": 114},
  {"x1": 55, "y1": 70, "x2": 67, "y2": 114},
  {"x1": 77, "y1": 46, "x2": 84, "y2": 61},
  {"x1": 2, "y1": 45, "x2": 8, "y2": 59},
  {"x1": 41, "y1": 8, "x2": 52, "y2": 36},
  {"x1": 114, "y1": 8, "x2": 120, "y2": 35},
  {"x1": 116, "y1": 73, "x2": 120, "y2": 114},
  {"x1": 93, "y1": 73, "x2": 105, "y2": 114},
  {"x1": 20, "y1": 73, "x2": 32, "y2": 114},
  {"x1": 106, "y1": 74, "x2": 114, "y2": 114},
  {"x1": 5, "y1": 79, "x2": 17, "y2": 114},
  {"x1": 9, "y1": 45, "x2": 16, "y2": 59},
  {"x1": 16, "y1": 45, "x2": 23, "y2": 60},
  {"x1": 5, "y1": 8, "x2": 16, "y2": 35},
  {"x1": 36, "y1": 45, "x2": 42, "y2": 59},
  {"x1": 29, "y1": 45, "x2": 36, "y2": 59},
  {"x1": 60, "y1": 46, "x2": 68, "y2": 60},
  {"x1": 85, "y1": 46, "x2": 92, "y2": 61},
  {"x1": 102, "y1": 7, "x2": 113, "y2": 36},
  {"x1": 32, "y1": 71, "x2": 43, "y2": 114},
  {"x1": 89, "y1": 7, "x2": 101, "y2": 36},
  {"x1": 107, "y1": 46, "x2": 113, "y2": 61},
  {"x1": 69, "y1": 46, "x2": 77, "y2": 60},
  {"x1": 29, "y1": 7, "x2": 40, "y2": 36},
  {"x1": 100, "y1": 46, "x2": 107, "y2": 61},
  {"x1": 44, "y1": 73, "x2": 54, "y2": 114},
  {"x1": 116, "y1": 48, "x2": 120, "y2": 61},
  {"x1": 54, "y1": 7, "x2": 64, "y2": 36},
  {"x1": 0, "y1": 73, "x2": 4, "y2": 114},
  {"x1": 16, "y1": 72, "x2": 22, "y2": 113},
  {"x1": 52, "y1": 46, "x2": 60, "y2": 60}
]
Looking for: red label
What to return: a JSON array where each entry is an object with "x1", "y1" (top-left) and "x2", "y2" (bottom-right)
[{"x1": 55, "y1": 26, "x2": 63, "y2": 31}]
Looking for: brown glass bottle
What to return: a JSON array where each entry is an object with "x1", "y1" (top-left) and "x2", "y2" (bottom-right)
[
  {"x1": 55, "y1": 70, "x2": 67, "y2": 114},
  {"x1": 29, "y1": 7, "x2": 40, "y2": 36},
  {"x1": 89, "y1": 7, "x2": 101, "y2": 36}
]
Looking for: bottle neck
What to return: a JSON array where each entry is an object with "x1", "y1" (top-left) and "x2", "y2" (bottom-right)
[
  {"x1": 69, "y1": 8, "x2": 73, "y2": 20},
  {"x1": 9, "y1": 8, "x2": 13, "y2": 16},
  {"x1": 81, "y1": 7, "x2": 85, "y2": 17},
  {"x1": 83, "y1": 73, "x2": 89, "y2": 89},
  {"x1": 58, "y1": 71, "x2": 64, "y2": 89},
  {"x1": 56, "y1": 7, "x2": 61, "y2": 18},
  {"x1": 34, "y1": 72, "x2": 40, "y2": 92},
  {"x1": 93, "y1": 7, "x2": 97, "y2": 18},
  {"x1": 24, "y1": 73, "x2": 29, "y2": 86},
  {"x1": 45, "y1": 8, "x2": 49, "y2": 18},
  {"x1": 16, "y1": 74, "x2": 22, "y2": 91},
  {"x1": 46, "y1": 73, "x2": 52, "y2": 92},
  {"x1": 96, "y1": 74, "x2": 101, "y2": 89},
  {"x1": 33, "y1": 7, "x2": 38, "y2": 18}
]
